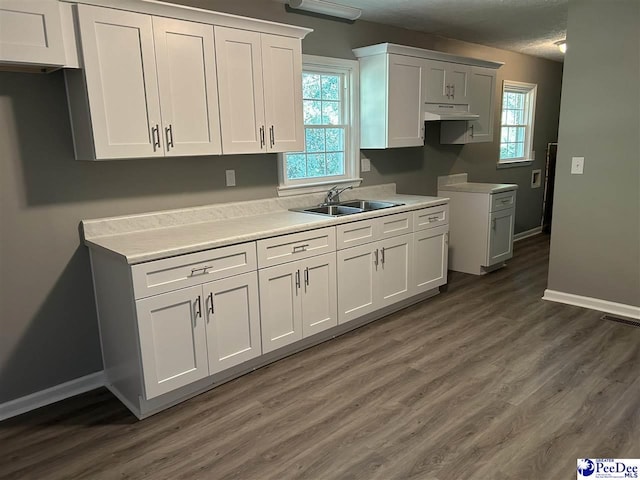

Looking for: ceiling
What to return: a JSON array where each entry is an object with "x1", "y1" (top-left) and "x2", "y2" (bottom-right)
[{"x1": 288, "y1": 0, "x2": 568, "y2": 62}]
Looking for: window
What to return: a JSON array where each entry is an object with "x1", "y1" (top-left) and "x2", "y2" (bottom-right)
[
  {"x1": 278, "y1": 55, "x2": 360, "y2": 194},
  {"x1": 498, "y1": 81, "x2": 537, "y2": 166}
]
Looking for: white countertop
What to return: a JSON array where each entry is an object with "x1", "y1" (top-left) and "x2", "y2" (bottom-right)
[
  {"x1": 437, "y1": 182, "x2": 518, "y2": 194},
  {"x1": 82, "y1": 185, "x2": 449, "y2": 264}
]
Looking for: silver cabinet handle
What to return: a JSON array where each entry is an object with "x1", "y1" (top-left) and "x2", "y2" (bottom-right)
[
  {"x1": 428, "y1": 216, "x2": 439, "y2": 222},
  {"x1": 470, "y1": 124, "x2": 474, "y2": 137},
  {"x1": 374, "y1": 249, "x2": 379, "y2": 267},
  {"x1": 304, "y1": 267, "x2": 309, "y2": 288},
  {"x1": 190, "y1": 265, "x2": 212, "y2": 275},
  {"x1": 259, "y1": 125, "x2": 265, "y2": 148},
  {"x1": 501, "y1": 198, "x2": 511, "y2": 204},
  {"x1": 295, "y1": 269, "x2": 301, "y2": 293},
  {"x1": 445, "y1": 85, "x2": 450, "y2": 98},
  {"x1": 207, "y1": 292, "x2": 214, "y2": 315},
  {"x1": 451, "y1": 84, "x2": 455, "y2": 99},
  {"x1": 269, "y1": 125, "x2": 275, "y2": 148},
  {"x1": 195, "y1": 295, "x2": 202, "y2": 319},
  {"x1": 292, "y1": 244, "x2": 309, "y2": 253},
  {"x1": 151, "y1": 124, "x2": 160, "y2": 152},
  {"x1": 165, "y1": 124, "x2": 174, "y2": 150},
  {"x1": 381, "y1": 247, "x2": 385, "y2": 265}
]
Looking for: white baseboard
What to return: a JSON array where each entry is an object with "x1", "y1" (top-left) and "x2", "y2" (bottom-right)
[
  {"x1": 0, "y1": 371, "x2": 105, "y2": 422},
  {"x1": 543, "y1": 289, "x2": 640, "y2": 320},
  {"x1": 514, "y1": 226, "x2": 543, "y2": 242}
]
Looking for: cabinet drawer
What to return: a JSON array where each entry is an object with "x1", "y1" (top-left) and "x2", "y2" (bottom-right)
[
  {"x1": 132, "y1": 242, "x2": 257, "y2": 299},
  {"x1": 378, "y1": 212, "x2": 412, "y2": 240},
  {"x1": 336, "y1": 219, "x2": 376, "y2": 250},
  {"x1": 413, "y1": 204, "x2": 449, "y2": 231},
  {"x1": 257, "y1": 227, "x2": 336, "y2": 268},
  {"x1": 490, "y1": 191, "x2": 516, "y2": 212}
]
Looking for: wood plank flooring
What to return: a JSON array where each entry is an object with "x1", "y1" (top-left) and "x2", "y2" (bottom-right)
[{"x1": 2, "y1": 234, "x2": 639, "y2": 480}]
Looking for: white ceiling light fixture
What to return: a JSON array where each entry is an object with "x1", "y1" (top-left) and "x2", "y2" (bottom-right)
[
  {"x1": 287, "y1": 0, "x2": 362, "y2": 21},
  {"x1": 555, "y1": 40, "x2": 567, "y2": 53}
]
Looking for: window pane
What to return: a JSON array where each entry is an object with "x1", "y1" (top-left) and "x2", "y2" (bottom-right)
[
  {"x1": 326, "y1": 152, "x2": 345, "y2": 176},
  {"x1": 500, "y1": 144, "x2": 509, "y2": 159},
  {"x1": 321, "y1": 74, "x2": 341, "y2": 101},
  {"x1": 303, "y1": 100, "x2": 322, "y2": 125},
  {"x1": 508, "y1": 127, "x2": 517, "y2": 142},
  {"x1": 322, "y1": 101, "x2": 341, "y2": 125},
  {"x1": 305, "y1": 128, "x2": 325, "y2": 153},
  {"x1": 515, "y1": 143, "x2": 525, "y2": 158},
  {"x1": 500, "y1": 127, "x2": 509, "y2": 143},
  {"x1": 286, "y1": 153, "x2": 307, "y2": 179},
  {"x1": 326, "y1": 128, "x2": 344, "y2": 152},
  {"x1": 302, "y1": 73, "x2": 321, "y2": 99},
  {"x1": 516, "y1": 127, "x2": 525, "y2": 142},
  {"x1": 307, "y1": 154, "x2": 326, "y2": 177},
  {"x1": 506, "y1": 109, "x2": 524, "y2": 125}
]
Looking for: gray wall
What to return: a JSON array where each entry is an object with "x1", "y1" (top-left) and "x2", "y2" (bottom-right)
[
  {"x1": 0, "y1": 1, "x2": 563, "y2": 403},
  {"x1": 547, "y1": 0, "x2": 640, "y2": 307}
]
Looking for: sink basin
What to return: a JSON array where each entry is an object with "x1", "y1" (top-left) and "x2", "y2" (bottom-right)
[
  {"x1": 296, "y1": 205, "x2": 364, "y2": 216},
  {"x1": 338, "y1": 199, "x2": 404, "y2": 211},
  {"x1": 291, "y1": 199, "x2": 404, "y2": 217}
]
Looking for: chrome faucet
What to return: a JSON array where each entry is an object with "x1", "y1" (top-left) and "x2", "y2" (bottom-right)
[{"x1": 324, "y1": 185, "x2": 353, "y2": 205}]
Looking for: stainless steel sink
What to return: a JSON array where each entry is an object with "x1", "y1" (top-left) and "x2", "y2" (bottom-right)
[
  {"x1": 291, "y1": 199, "x2": 404, "y2": 217},
  {"x1": 296, "y1": 205, "x2": 364, "y2": 216},
  {"x1": 338, "y1": 199, "x2": 404, "y2": 211}
]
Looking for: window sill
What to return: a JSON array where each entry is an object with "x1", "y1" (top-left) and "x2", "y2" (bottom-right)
[
  {"x1": 277, "y1": 178, "x2": 363, "y2": 197},
  {"x1": 497, "y1": 159, "x2": 533, "y2": 169}
]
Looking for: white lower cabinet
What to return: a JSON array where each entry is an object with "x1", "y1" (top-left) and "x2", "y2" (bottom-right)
[
  {"x1": 204, "y1": 272, "x2": 261, "y2": 374},
  {"x1": 136, "y1": 285, "x2": 209, "y2": 399},
  {"x1": 136, "y1": 269, "x2": 261, "y2": 399},
  {"x1": 488, "y1": 209, "x2": 515, "y2": 266},
  {"x1": 259, "y1": 252, "x2": 337, "y2": 353},
  {"x1": 337, "y1": 233, "x2": 413, "y2": 324},
  {"x1": 413, "y1": 225, "x2": 449, "y2": 293}
]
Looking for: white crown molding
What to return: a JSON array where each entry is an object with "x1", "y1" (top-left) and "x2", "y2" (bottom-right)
[
  {"x1": 543, "y1": 289, "x2": 640, "y2": 320},
  {"x1": 0, "y1": 371, "x2": 105, "y2": 421}
]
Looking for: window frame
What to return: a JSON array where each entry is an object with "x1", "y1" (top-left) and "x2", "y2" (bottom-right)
[
  {"x1": 497, "y1": 80, "x2": 537, "y2": 169},
  {"x1": 277, "y1": 55, "x2": 361, "y2": 196}
]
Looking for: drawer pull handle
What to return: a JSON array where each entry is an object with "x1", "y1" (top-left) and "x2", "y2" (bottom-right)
[
  {"x1": 304, "y1": 267, "x2": 309, "y2": 288},
  {"x1": 292, "y1": 244, "x2": 309, "y2": 253},
  {"x1": 295, "y1": 269, "x2": 301, "y2": 293},
  {"x1": 374, "y1": 248, "x2": 379, "y2": 267},
  {"x1": 501, "y1": 199, "x2": 511, "y2": 204},
  {"x1": 195, "y1": 295, "x2": 202, "y2": 320},
  {"x1": 190, "y1": 265, "x2": 212, "y2": 275},
  {"x1": 207, "y1": 292, "x2": 214, "y2": 315},
  {"x1": 428, "y1": 216, "x2": 439, "y2": 222},
  {"x1": 381, "y1": 247, "x2": 385, "y2": 265}
]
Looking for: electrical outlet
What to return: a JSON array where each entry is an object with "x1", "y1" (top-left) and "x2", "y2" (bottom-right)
[
  {"x1": 225, "y1": 169, "x2": 236, "y2": 186},
  {"x1": 531, "y1": 168, "x2": 542, "y2": 188},
  {"x1": 571, "y1": 157, "x2": 584, "y2": 175}
]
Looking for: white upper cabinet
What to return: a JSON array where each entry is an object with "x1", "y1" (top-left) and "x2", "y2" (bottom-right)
[
  {"x1": 69, "y1": 5, "x2": 221, "y2": 160},
  {"x1": 440, "y1": 66, "x2": 497, "y2": 144},
  {"x1": 153, "y1": 16, "x2": 222, "y2": 156},
  {"x1": 0, "y1": 0, "x2": 66, "y2": 67},
  {"x1": 74, "y1": 5, "x2": 163, "y2": 160},
  {"x1": 215, "y1": 27, "x2": 304, "y2": 154},
  {"x1": 354, "y1": 43, "x2": 502, "y2": 149},
  {"x1": 424, "y1": 60, "x2": 470, "y2": 104}
]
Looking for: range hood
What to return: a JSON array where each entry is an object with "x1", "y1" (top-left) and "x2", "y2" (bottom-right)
[{"x1": 423, "y1": 103, "x2": 479, "y2": 121}]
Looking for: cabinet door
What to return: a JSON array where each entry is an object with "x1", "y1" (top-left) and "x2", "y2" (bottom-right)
[
  {"x1": 204, "y1": 272, "x2": 261, "y2": 374},
  {"x1": 153, "y1": 17, "x2": 222, "y2": 156},
  {"x1": 0, "y1": 0, "x2": 66, "y2": 66},
  {"x1": 447, "y1": 64, "x2": 470, "y2": 103},
  {"x1": 261, "y1": 34, "x2": 304, "y2": 153},
  {"x1": 379, "y1": 234, "x2": 413, "y2": 308},
  {"x1": 301, "y1": 253, "x2": 337, "y2": 337},
  {"x1": 76, "y1": 5, "x2": 163, "y2": 159},
  {"x1": 467, "y1": 67, "x2": 496, "y2": 143},
  {"x1": 337, "y1": 243, "x2": 378, "y2": 324},
  {"x1": 214, "y1": 26, "x2": 265, "y2": 154},
  {"x1": 136, "y1": 286, "x2": 208, "y2": 399},
  {"x1": 387, "y1": 54, "x2": 425, "y2": 147},
  {"x1": 413, "y1": 226, "x2": 448, "y2": 294},
  {"x1": 258, "y1": 263, "x2": 303, "y2": 353},
  {"x1": 487, "y1": 208, "x2": 515, "y2": 266},
  {"x1": 423, "y1": 60, "x2": 448, "y2": 103}
]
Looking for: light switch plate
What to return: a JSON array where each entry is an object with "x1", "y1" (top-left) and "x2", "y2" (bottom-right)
[
  {"x1": 571, "y1": 157, "x2": 584, "y2": 175},
  {"x1": 225, "y1": 169, "x2": 236, "y2": 187},
  {"x1": 361, "y1": 157, "x2": 371, "y2": 172}
]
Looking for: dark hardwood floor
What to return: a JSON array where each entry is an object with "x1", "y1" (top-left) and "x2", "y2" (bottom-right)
[{"x1": 2, "y1": 233, "x2": 639, "y2": 480}]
